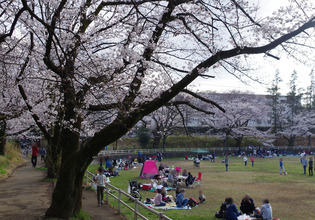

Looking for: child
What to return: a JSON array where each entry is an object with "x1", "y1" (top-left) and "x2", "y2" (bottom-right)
[
  {"x1": 280, "y1": 158, "x2": 287, "y2": 175},
  {"x1": 250, "y1": 155, "x2": 255, "y2": 167},
  {"x1": 309, "y1": 157, "x2": 313, "y2": 176},
  {"x1": 224, "y1": 154, "x2": 229, "y2": 171},
  {"x1": 176, "y1": 189, "x2": 188, "y2": 207},
  {"x1": 198, "y1": 190, "x2": 206, "y2": 204},
  {"x1": 94, "y1": 167, "x2": 106, "y2": 206},
  {"x1": 153, "y1": 189, "x2": 166, "y2": 206},
  {"x1": 243, "y1": 155, "x2": 248, "y2": 167}
]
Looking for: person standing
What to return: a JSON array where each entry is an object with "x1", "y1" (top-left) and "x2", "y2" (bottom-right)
[
  {"x1": 94, "y1": 167, "x2": 106, "y2": 206},
  {"x1": 301, "y1": 157, "x2": 308, "y2": 175},
  {"x1": 243, "y1": 155, "x2": 248, "y2": 167},
  {"x1": 309, "y1": 157, "x2": 313, "y2": 176},
  {"x1": 250, "y1": 155, "x2": 255, "y2": 167},
  {"x1": 279, "y1": 158, "x2": 287, "y2": 175},
  {"x1": 39, "y1": 147, "x2": 46, "y2": 162},
  {"x1": 224, "y1": 154, "x2": 229, "y2": 171},
  {"x1": 31, "y1": 144, "x2": 39, "y2": 168}
]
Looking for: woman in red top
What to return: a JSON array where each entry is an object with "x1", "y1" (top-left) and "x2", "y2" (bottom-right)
[{"x1": 31, "y1": 144, "x2": 39, "y2": 168}]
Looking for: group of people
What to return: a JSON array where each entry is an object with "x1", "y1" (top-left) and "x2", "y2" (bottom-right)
[
  {"x1": 300, "y1": 152, "x2": 313, "y2": 176},
  {"x1": 158, "y1": 163, "x2": 198, "y2": 188},
  {"x1": 152, "y1": 186, "x2": 206, "y2": 208},
  {"x1": 216, "y1": 194, "x2": 273, "y2": 220}
]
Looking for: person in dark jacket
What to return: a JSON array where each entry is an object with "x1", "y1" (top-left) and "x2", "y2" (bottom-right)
[
  {"x1": 240, "y1": 194, "x2": 255, "y2": 215},
  {"x1": 185, "y1": 172, "x2": 195, "y2": 187},
  {"x1": 225, "y1": 197, "x2": 241, "y2": 220}
]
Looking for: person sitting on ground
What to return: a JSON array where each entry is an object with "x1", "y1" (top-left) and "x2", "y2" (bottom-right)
[
  {"x1": 153, "y1": 189, "x2": 166, "y2": 206},
  {"x1": 255, "y1": 199, "x2": 273, "y2": 220},
  {"x1": 198, "y1": 190, "x2": 206, "y2": 204},
  {"x1": 105, "y1": 157, "x2": 113, "y2": 173},
  {"x1": 225, "y1": 197, "x2": 241, "y2": 220},
  {"x1": 215, "y1": 198, "x2": 228, "y2": 219},
  {"x1": 185, "y1": 172, "x2": 195, "y2": 187},
  {"x1": 182, "y1": 169, "x2": 188, "y2": 176},
  {"x1": 174, "y1": 187, "x2": 181, "y2": 201},
  {"x1": 176, "y1": 189, "x2": 188, "y2": 207},
  {"x1": 194, "y1": 156, "x2": 200, "y2": 167},
  {"x1": 161, "y1": 187, "x2": 172, "y2": 203},
  {"x1": 158, "y1": 163, "x2": 164, "y2": 172},
  {"x1": 240, "y1": 194, "x2": 255, "y2": 215}
]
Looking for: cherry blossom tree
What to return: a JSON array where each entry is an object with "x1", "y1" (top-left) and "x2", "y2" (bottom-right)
[
  {"x1": 2, "y1": 0, "x2": 315, "y2": 218},
  {"x1": 205, "y1": 92, "x2": 268, "y2": 148},
  {"x1": 280, "y1": 110, "x2": 315, "y2": 146}
]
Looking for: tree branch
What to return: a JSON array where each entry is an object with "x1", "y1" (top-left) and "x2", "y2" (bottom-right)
[{"x1": 181, "y1": 89, "x2": 225, "y2": 112}]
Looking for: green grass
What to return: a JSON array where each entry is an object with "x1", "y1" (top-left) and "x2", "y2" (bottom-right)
[
  {"x1": 0, "y1": 142, "x2": 23, "y2": 178},
  {"x1": 70, "y1": 210, "x2": 91, "y2": 220},
  {"x1": 88, "y1": 156, "x2": 315, "y2": 220}
]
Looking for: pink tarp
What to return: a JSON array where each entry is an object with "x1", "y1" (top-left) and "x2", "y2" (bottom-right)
[{"x1": 139, "y1": 160, "x2": 159, "y2": 179}]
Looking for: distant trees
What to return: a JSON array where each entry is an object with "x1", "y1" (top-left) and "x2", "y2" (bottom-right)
[
  {"x1": 205, "y1": 92, "x2": 266, "y2": 148},
  {"x1": 267, "y1": 70, "x2": 284, "y2": 134}
]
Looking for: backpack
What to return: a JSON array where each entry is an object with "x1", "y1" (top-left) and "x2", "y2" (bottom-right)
[{"x1": 188, "y1": 198, "x2": 198, "y2": 207}]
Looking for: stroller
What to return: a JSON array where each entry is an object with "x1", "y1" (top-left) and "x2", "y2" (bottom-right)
[
  {"x1": 193, "y1": 157, "x2": 200, "y2": 168},
  {"x1": 129, "y1": 180, "x2": 142, "y2": 202}
]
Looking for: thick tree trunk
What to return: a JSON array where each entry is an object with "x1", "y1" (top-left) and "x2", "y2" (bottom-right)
[
  {"x1": 308, "y1": 135, "x2": 311, "y2": 147},
  {"x1": 0, "y1": 120, "x2": 6, "y2": 156},
  {"x1": 46, "y1": 128, "x2": 90, "y2": 218},
  {"x1": 46, "y1": 143, "x2": 61, "y2": 179},
  {"x1": 46, "y1": 124, "x2": 62, "y2": 179},
  {"x1": 46, "y1": 154, "x2": 90, "y2": 218}
]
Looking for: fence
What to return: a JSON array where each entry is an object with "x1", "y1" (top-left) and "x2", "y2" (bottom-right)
[
  {"x1": 98, "y1": 146, "x2": 313, "y2": 156},
  {"x1": 85, "y1": 170, "x2": 172, "y2": 220}
]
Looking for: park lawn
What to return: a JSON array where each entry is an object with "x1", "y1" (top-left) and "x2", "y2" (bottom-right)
[{"x1": 88, "y1": 156, "x2": 315, "y2": 220}]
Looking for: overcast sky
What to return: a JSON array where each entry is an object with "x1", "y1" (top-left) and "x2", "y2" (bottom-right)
[{"x1": 189, "y1": 0, "x2": 314, "y2": 96}]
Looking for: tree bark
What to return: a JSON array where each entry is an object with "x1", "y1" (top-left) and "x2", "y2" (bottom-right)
[
  {"x1": 235, "y1": 136, "x2": 243, "y2": 148},
  {"x1": 152, "y1": 135, "x2": 161, "y2": 148},
  {"x1": 46, "y1": 124, "x2": 62, "y2": 179},
  {"x1": 0, "y1": 119, "x2": 6, "y2": 156},
  {"x1": 45, "y1": 128, "x2": 90, "y2": 218}
]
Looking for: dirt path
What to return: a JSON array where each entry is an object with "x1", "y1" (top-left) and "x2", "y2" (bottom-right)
[
  {"x1": 0, "y1": 160, "x2": 52, "y2": 220},
  {"x1": 0, "y1": 160, "x2": 126, "y2": 220},
  {"x1": 82, "y1": 190, "x2": 127, "y2": 220}
]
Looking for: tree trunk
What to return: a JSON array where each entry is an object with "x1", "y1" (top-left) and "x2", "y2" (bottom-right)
[
  {"x1": 162, "y1": 135, "x2": 167, "y2": 151},
  {"x1": 46, "y1": 143, "x2": 61, "y2": 179},
  {"x1": 46, "y1": 124, "x2": 62, "y2": 179},
  {"x1": 308, "y1": 134, "x2": 311, "y2": 147},
  {"x1": 152, "y1": 135, "x2": 161, "y2": 148},
  {"x1": 45, "y1": 155, "x2": 90, "y2": 218},
  {"x1": 46, "y1": 128, "x2": 90, "y2": 218},
  {"x1": 235, "y1": 136, "x2": 243, "y2": 149},
  {"x1": 0, "y1": 119, "x2": 6, "y2": 156}
]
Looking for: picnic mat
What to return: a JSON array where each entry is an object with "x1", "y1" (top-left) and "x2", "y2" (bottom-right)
[
  {"x1": 141, "y1": 187, "x2": 175, "y2": 192},
  {"x1": 145, "y1": 202, "x2": 194, "y2": 210}
]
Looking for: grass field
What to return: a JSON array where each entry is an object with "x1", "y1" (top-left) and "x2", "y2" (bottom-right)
[{"x1": 88, "y1": 156, "x2": 315, "y2": 220}]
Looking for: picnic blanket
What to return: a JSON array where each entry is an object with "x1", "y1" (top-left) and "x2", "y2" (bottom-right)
[
  {"x1": 140, "y1": 186, "x2": 175, "y2": 192},
  {"x1": 145, "y1": 202, "x2": 193, "y2": 210}
]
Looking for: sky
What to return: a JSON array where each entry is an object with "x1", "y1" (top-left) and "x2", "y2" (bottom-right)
[{"x1": 189, "y1": 0, "x2": 314, "y2": 96}]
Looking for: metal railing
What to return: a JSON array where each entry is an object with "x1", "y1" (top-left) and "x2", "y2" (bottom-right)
[
  {"x1": 98, "y1": 146, "x2": 313, "y2": 156},
  {"x1": 85, "y1": 170, "x2": 172, "y2": 220}
]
